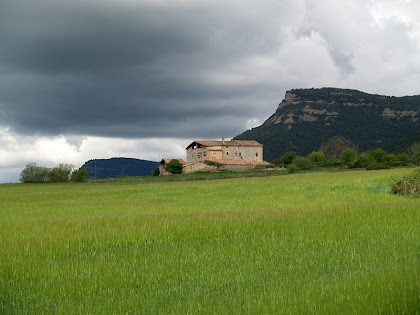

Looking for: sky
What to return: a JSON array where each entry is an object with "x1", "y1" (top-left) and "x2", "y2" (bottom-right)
[{"x1": 1, "y1": 0, "x2": 420, "y2": 183}]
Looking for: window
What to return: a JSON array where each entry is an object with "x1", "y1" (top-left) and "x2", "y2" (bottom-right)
[
  {"x1": 226, "y1": 152, "x2": 229, "y2": 156},
  {"x1": 212, "y1": 152, "x2": 217, "y2": 156},
  {"x1": 203, "y1": 151, "x2": 207, "y2": 157},
  {"x1": 239, "y1": 152, "x2": 242, "y2": 157},
  {"x1": 256, "y1": 153, "x2": 258, "y2": 157},
  {"x1": 198, "y1": 153, "x2": 202, "y2": 159},
  {"x1": 235, "y1": 152, "x2": 238, "y2": 156}
]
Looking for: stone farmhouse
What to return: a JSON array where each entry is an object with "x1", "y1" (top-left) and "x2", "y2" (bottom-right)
[{"x1": 160, "y1": 138, "x2": 270, "y2": 174}]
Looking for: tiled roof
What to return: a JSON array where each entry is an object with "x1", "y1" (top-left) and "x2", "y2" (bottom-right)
[
  {"x1": 187, "y1": 140, "x2": 263, "y2": 149},
  {"x1": 160, "y1": 158, "x2": 189, "y2": 165}
]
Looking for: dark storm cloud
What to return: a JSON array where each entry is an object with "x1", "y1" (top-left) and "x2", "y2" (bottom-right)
[
  {"x1": 1, "y1": 0, "x2": 419, "y2": 142},
  {"x1": 0, "y1": 0, "x2": 296, "y2": 138}
]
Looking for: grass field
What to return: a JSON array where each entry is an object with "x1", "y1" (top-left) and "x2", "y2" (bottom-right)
[{"x1": 0, "y1": 168, "x2": 419, "y2": 313}]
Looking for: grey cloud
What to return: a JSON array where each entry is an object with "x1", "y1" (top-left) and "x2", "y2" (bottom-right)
[
  {"x1": 0, "y1": 0, "x2": 295, "y2": 139},
  {"x1": 0, "y1": 0, "x2": 419, "y2": 142}
]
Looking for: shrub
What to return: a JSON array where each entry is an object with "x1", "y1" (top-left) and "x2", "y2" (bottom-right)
[
  {"x1": 395, "y1": 153, "x2": 411, "y2": 166},
  {"x1": 165, "y1": 159, "x2": 183, "y2": 174},
  {"x1": 307, "y1": 151, "x2": 325, "y2": 165},
  {"x1": 293, "y1": 156, "x2": 312, "y2": 170},
  {"x1": 152, "y1": 168, "x2": 160, "y2": 176},
  {"x1": 71, "y1": 168, "x2": 88, "y2": 182},
  {"x1": 365, "y1": 163, "x2": 390, "y2": 170},
  {"x1": 204, "y1": 160, "x2": 217, "y2": 166},
  {"x1": 340, "y1": 148, "x2": 358, "y2": 167},
  {"x1": 351, "y1": 152, "x2": 369, "y2": 168},
  {"x1": 368, "y1": 148, "x2": 388, "y2": 164},
  {"x1": 287, "y1": 164, "x2": 298, "y2": 173},
  {"x1": 351, "y1": 148, "x2": 391, "y2": 170},
  {"x1": 271, "y1": 158, "x2": 282, "y2": 165},
  {"x1": 363, "y1": 148, "x2": 389, "y2": 170},
  {"x1": 278, "y1": 152, "x2": 297, "y2": 165},
  {"x1": 391, "y1": 168, "x2": 420, "y2": 197},
  {"x1": 48, "y1": 163, "x2": 74, "y2": 182},
  {"x1": 409, "y1": 143, "x2": 420, "y2": 165},
  {"x1": 20, "y1": 162, "x2": 49, "y2": 183}
]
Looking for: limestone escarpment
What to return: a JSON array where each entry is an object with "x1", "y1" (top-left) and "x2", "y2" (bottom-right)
[{"x1": 234, "y1": 88, "x2": 420, "y2": 161}]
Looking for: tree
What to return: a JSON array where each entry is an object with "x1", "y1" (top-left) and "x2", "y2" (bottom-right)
[
  {"x1": 152, "y1": 168, "x2": 160, "y2": 176},
  {"x1": 395, "y1": 153, "x2": 411, "y2": 166},
  {"x1": 274, "y1": 151, "x2": 297, "y2": 165},
  {"x1": 320, "y1": 136, "x2": 358, "y2": 163},
  {"x1": 292, "y1": 156, "x2": 312, "y2": 170},
  {"x1": 340, "y1": 148, "x2": 358, "y2": 167},
  {"x1": 165, "y1": 159, "x2": 183, "y2": 174},
  {"x1": 20, "y1": 162, "x2": 49, "y2": 183},
  {"x1": 71, "y1": 167, "x2": 88, "y2": 182},
  {"x1": 363, "y1": 148, "x2": 389, "y2": 170},
  {"x1": 307, "y1": 151, "x2": 325, "y2": 165},
  {"x1": 48, "y1": 163, "x2": 74, "y2": 182},
  {"x1": 410, "y1": 143, "x2": 420, "y2": 165}
]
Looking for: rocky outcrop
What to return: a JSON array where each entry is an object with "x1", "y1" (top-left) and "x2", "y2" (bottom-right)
[
  {"x1": 234, "y1": 87, "x2": 420, "y2": 161},
  {"x1": 382, "y1": 108, "x2": 419, "y2": 122}
]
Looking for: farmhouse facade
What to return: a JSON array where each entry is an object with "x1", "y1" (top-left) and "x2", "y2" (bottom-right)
[{"x1": 186, "y1": 139, "x2": 263, "y2": 163}]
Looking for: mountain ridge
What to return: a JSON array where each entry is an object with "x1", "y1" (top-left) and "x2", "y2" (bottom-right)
[{"x1": 234, "y1": 87, "x2": 420, "y2": 161}]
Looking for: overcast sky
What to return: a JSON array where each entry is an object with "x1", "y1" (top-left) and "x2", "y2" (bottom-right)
[{"x1": 1, "y1": 0, "x2": 420, "y2": 182}]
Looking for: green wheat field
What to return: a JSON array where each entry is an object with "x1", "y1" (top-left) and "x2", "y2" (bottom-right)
[{"x1": 1, "y1": 168, "x2": 419, "y2": 313}]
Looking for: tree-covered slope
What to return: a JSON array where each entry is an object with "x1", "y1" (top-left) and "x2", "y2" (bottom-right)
[
  {"x1": 81, "y1": 157, "x2": 159, "y2": 179},
  {"x1": 383, "y1": 131, "x2": 420, "y2": 154},
  {"x1": 234, "y1": 88, "x2": 420, "y2": 161}
]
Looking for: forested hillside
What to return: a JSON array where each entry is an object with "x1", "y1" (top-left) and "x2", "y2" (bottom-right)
[
  {"x1": 234, "y1": 88, "x2": 420, "y2": 161},
  {"x1": 81, "y1": 157, "x2": 159, "y2": 179}
]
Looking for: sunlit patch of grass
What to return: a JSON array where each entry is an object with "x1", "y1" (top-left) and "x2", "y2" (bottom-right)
[{"x1": 0, "y1": 168, "x2": 419, "y2": 313}]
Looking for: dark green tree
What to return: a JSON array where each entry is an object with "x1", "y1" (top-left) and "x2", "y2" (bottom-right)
[
  {"x1": 320, "y1": 136, "x2": 358, "y2": 163},
  {"x1": 153, "y1": 168, "x2": 160, "y2": 176},
  {"x1": 274, "y1": 151, "x2": 297, "y2": 165},
  {"x1": 340, "y1": 148, "x2": 358, "y2": 167},
  {"x1": 71, "y1": 168, "x2": 88, "y2": 182},
  {"x1": 293, "y1": 156, "x2": 312, "y2": 170},
  {"x1": 363, "y1": 148, "x2": 389, "y2": 170},
  {"x1": 165, "y1": 159, "x2": 183, "y2": 174},
  {"x1": 48, "y1": 163, "x2": 74, "y2": 182},
  {"x1": 19, "y1": 162, "x2": 49, "y2": 183},
  {"x1": 307, "y1": 151, "x2": 325, "y2": 165},
  {"x1": 395, "y1": 153, "x2": 411, "y2": 166},
  {"x1": 410, "y1": 143, "x2": 420, "y2": 165}
]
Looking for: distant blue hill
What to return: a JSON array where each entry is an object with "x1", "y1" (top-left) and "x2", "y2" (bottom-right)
[{"x1": 81, "y1": 157, "x2": 159, "y2": 179}]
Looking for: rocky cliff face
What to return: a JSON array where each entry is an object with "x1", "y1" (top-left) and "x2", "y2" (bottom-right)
[
  {"x1": 266, "y1": 91, "x2": 420, "y2": 126},
  {"x1": 234, "y1": 88, "x2": 420, "y2": 161}
]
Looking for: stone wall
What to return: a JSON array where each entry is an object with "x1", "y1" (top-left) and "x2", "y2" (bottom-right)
[
  {"x1": 182, "y1": 161, "x2": 267, "y2": 174},
  {"x1": 159, "y1": 164, "x2": 171, "y2": 175},
  {"x1": 182, "y1": 162, "x2": 217, "y2": 174}
]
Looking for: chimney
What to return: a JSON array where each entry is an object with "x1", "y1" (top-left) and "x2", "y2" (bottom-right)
[{"x1": 222, "y1": 137, "x2": 225, "y2": 144}]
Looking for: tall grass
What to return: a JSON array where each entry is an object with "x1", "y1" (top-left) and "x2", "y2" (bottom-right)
[{"x1": 0, "y1": 169, "x2": 419, "y2": 313}]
